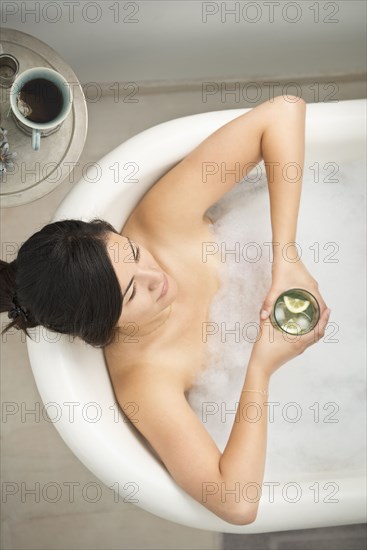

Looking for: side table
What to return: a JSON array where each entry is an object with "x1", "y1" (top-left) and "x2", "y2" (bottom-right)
[{"x1": 0, "y1": 28, "x2": 88, "y2": 208}]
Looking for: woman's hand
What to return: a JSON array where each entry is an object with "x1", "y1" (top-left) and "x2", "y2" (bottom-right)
[
  {"x1": 259, "y1": 257, "x2": 329, "y2": 322},
  {"x1": 251, "y1": 305, "x2": 331, "y2": 378},
  {"x1": 251, "y1": 257, "x2": 331, "y2": 378}
]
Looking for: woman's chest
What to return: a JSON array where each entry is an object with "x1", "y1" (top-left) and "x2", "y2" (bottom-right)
[{"x1": 104, "y1": 218, "x2": 222, "y2": 392}]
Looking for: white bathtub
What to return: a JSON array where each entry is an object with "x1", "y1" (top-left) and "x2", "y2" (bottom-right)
[{"x1": 27, "y1": 98, "x2": 366, "y2": 533}]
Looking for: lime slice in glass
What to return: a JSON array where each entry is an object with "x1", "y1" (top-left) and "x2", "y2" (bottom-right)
[
  {"x1": 281, "y1": 318, "x2": 302, "y2": 334},
  {"x1": 284, "y1": 295, "x2": 310, "y2": 314}
]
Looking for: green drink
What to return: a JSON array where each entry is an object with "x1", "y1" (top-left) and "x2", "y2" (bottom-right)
[{"x1": 270, "y1": 288, "x2": 320, "y2": 335}]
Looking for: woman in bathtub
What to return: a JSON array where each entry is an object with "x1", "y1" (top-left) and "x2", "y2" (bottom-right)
[{"x1": 0, "y1": 95, "x2": 331, "y2": 525}]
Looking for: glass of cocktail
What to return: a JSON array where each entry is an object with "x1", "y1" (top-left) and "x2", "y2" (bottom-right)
[{"x1": 270, "y1": 288, "x2": 320, "y2": 335}]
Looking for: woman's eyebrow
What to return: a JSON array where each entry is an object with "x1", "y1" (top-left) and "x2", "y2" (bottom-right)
[
  {"x1": 129, "y1": 238, "x2": 141, "y2": 262},
  {"x1": 122, "y1": 238, "x2": 139, "y2": 300}
]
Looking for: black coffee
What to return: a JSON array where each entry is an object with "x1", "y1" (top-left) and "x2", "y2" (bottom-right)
[{"x1": 18, "y1": 78, "x2": 63, "y2": 123}]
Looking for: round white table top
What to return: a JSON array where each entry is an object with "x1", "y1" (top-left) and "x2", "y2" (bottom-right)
[{"x1": 0, "y1": 28, "x2": 88, "y2": 208}]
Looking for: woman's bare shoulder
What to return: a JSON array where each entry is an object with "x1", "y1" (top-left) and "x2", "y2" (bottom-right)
[
  {"x1": 104, "y1": 344, "x2": 189, "y2": 398},
  {"x1": 112, "y1": 359, "x2": 189, "y2": 409}
]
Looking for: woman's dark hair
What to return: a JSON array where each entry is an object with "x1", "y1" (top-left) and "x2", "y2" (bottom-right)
[{"x1": 0, "y1": 218, "x2": 124, "y2": 348}]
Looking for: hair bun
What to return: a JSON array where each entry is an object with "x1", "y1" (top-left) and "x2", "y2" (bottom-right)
[{"x1": 8, "y1": 295, "x2": 29, "y2": 321}]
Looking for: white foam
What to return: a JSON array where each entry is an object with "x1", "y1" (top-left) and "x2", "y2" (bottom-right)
[{"x1": 187, "y1": 159, "x2": 366, "y2": 479}]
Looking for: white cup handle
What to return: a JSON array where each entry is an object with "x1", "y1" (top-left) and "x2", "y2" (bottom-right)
[{"x1": 32, "y1": 129, "x2": 40, "y2": 151}]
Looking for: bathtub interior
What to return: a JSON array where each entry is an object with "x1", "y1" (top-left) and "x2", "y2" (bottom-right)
[
  {"x1": 188, "y1": 154, "x2": 366, "y2": 479},
  {"x1": 26, "y1": 99, "x2": 366, "y2": 532}
]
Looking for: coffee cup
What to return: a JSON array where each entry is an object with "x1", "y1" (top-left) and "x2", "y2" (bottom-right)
[{"x1": 10, "y1": 67, "x2": 73, "y2": 151}]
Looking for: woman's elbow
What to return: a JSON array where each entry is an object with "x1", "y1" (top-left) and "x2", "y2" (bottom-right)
[{"x1": 220, "y1": 504, "x2": 258, "y2": 526}]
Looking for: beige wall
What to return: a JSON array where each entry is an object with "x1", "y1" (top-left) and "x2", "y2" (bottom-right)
[{"x1": 1, "y1": 0, "x2": 366, "y2": 84}]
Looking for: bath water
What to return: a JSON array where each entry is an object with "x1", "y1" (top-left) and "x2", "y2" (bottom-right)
[{"x1": 186, "y1": 158, "x2": 366, "y2": 479}]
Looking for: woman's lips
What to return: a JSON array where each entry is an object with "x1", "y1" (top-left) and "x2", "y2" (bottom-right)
[{"x1": 158, "y1": 274, "x2": 168, "y2": 300}]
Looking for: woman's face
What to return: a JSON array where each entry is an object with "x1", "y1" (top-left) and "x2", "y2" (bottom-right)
[{"x1": 105, "y1": 232, "x2": 176, "y2": 331}]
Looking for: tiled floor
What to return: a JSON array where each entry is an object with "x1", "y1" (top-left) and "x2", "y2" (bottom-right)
[
  {"x1": 1, "y1": 77, "x2": 366, "y2": 549},
  {"x1": 223, "y1": 523, "x2": 367, "y2": 550}
]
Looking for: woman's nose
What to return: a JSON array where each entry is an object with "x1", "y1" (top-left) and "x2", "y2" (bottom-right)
[{"x1": 138, "y1": 268, "x2": 163, "y2": 289}]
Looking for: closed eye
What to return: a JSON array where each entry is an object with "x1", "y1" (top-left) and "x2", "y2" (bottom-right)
[{"x1": 129, "y1": 283, "x2": 136, "y2": 302}]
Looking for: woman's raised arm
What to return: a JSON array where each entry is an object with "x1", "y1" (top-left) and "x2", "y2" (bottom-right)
[
  {"x1": 261, "y1": 97, "x2": 307, "y2": 265},
  {"x1": 129, "y1": 95, "x2": 306, "y2": 240}
]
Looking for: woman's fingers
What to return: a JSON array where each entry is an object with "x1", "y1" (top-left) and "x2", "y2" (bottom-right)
[
  {"x1": 310, "y1": 307, "x2": 331, "y2": 344},
  {"x1": 314, "y1": 288, "x2": 327, "y2": 312}
]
